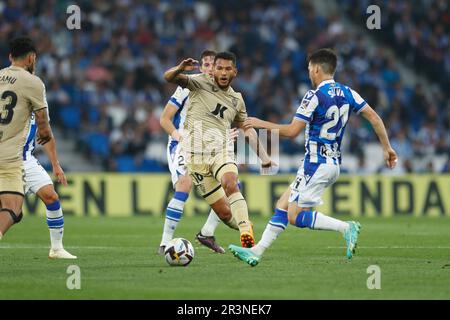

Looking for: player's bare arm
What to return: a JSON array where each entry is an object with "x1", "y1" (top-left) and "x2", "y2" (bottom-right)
[
  {"x1": 236, "y1": 122, "x2": 274, "y2": 168},
  {"x1": 34, "y1": 107, "x2": 52, "y2": 145},
  {"x1": 360, "y1": 105, "x2": 398, "y2": 169},
  {"x1": 164, "y1": 58, "x2": 199, "y2": 88},
  {"x1": 243, "y1": 116, "x2": 306, "y2": 138},
  {"x1": 43, "y1": 137, "x2": 67, "y2": 186},
  {"x1": 160, "y1": 103, "x2": 182, "y2": 141}
]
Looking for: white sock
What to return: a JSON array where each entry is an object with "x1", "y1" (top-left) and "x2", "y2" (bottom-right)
[
  {"x1": 46, "y1": 200, "x2": 64, "y2": 250},
  {"x1": 200, "y1": 209, "x2": 221, "y2": 236},
  {"x1": 160, "y1": 192, "x2": 188, "y2": 246},
  {"x1": 252, "y1": 208, "x2": 288, "y2": 256},
  {"x1": 313, "y1": 211, "x2": 349, "y2": 234}
]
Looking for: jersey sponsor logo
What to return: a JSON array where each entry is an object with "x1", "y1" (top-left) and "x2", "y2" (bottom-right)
[
  {"x1": 211, "y1": 103, "x2": 228, "y2": 118},
  {"x1": 320, "y1": 145, "x2": 341, "y2": 158}
]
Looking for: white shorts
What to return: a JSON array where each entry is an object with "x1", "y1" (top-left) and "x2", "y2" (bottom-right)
[
  {"x1": 167, "y1": 142, "x2": 187, "y2": 187},
  {"x1": 24, "y1": 156, "x2": 53, "y2": 195},
  {"x1": 289, "y1": 161, "x2": 340, "y2": 208}
]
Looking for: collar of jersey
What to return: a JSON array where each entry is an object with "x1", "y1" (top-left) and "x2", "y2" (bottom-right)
[{"x1": 317, "y1": 79, "x2": 335, "y2": 89}]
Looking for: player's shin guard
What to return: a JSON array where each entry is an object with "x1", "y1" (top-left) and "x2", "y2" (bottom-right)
[
  {"x1": 252, "y1": 208, "x2": 288, "y2": 256},
  {"x1": 46, "y1": 200, "x2": 64, "y2": 250},
  {"x1": 295, "y1": 210, "x2": 348, "y2": 233},
  {"x1": 160, "y1": 191, "x2": 188, "y2": 246},
  {"x1": 228, "y1": 192, "x2": 251, "y2": 234}
]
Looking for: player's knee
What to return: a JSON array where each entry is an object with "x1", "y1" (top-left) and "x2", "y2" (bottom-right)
[
  {"x1": 0, "y1": 209, "x2": 23, "y2": 224},
  {"x1": 176, "y1": 176, "x2": 192, "y2": 193},
  {"x1": 42, "y1": 191, "x2": 59, "y2": 205},
  {"x1": 221, "y1": 178, "x2": 239, "y2": 196},
  {"x1": 276, "y1": 198, "x2": 288, "y2": 211}
]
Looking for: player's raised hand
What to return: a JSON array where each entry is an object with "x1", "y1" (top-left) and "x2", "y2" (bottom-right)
[
  {"x1": 384, "y1": 147, "x2": 398, "y2": 169},
  {"x1": 178, "y1": 58, "x2": 199, "y2": 72},
  {"x1": 53, "y1": 163, "x2": 68, "y2": 186}
]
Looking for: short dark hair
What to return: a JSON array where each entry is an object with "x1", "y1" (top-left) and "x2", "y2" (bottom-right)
[
  {"x1": 214, "y1": 51, "x2": 237, "y2": 66},
  {"x1": 9, "y1": 36, "x2": 37, "y2": 59},
  {"x1": 307, "y1": 48, "x2": 337, "y2": 75},
  {"x1": 200, "y1": 49, "x2": 216, "y2": 61}
]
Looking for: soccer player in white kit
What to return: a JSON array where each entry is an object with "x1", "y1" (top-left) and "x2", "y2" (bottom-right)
[
  {"x1": 229, "y1": 48, "x2": 398, "y2": 266},
  {"x1": 23, "y1": 111, "x2": 76, "y2": 259}
]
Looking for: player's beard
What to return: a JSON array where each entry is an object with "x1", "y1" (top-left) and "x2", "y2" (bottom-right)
[{"x1": 215, "y1": 74, "x2": 232, "y2": 90}]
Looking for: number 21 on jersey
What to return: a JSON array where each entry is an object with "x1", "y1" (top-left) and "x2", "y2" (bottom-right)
[{"x1": 320, "y1": 104, "x2": 349, "y2": 140}]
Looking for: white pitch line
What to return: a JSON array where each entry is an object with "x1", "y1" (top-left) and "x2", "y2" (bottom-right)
[
  {"x1": 326, "y1": 246, "x2": 450, "y2": 249},
  {"x1": 0, "y1": 245, "x2": 145, "y2": 250},
  {"x1": 0, "y1": 244, "x2": 212, "y2": 250}
]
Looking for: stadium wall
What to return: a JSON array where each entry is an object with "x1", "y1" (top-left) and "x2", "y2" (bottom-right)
[{"x1": 23, "y1": 174, "x2": 450, "y2": 217}]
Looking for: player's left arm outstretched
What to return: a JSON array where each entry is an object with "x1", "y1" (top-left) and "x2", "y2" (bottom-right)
[{"x1": 243, "y1": 116, "x2": 306, "y2": 138}]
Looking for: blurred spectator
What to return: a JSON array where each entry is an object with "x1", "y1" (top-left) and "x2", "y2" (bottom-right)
[{"x1": 0, "y1": 0, "x2": 447, "y2": 173}]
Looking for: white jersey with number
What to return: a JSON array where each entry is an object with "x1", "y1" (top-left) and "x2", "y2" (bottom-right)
[
  {"x1": 166, "y1": 86, "x2": 189, "y2": 187},
  {"x1": 23, "y1": 112, "x2": 53, "y2": 194}
]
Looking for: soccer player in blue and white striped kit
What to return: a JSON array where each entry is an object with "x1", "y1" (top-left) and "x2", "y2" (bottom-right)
[
  {"x1": 23, "y1": 113, "x2": 76, "y2": 259},
  {"x1": 229, "y1": 48, "x2": 398, "y2": 266}
]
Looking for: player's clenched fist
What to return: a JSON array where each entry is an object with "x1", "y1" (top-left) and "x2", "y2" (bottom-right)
[{"x1": 384, "y1": 147, "x2": 398, "y2": 169}]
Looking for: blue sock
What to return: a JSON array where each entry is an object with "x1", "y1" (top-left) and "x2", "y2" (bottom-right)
[
  {"x1": 46, "y1": 200, "x2": 64, "y2": 249},
  {"x1": 253, "y1": 208, "x2": 288, "y2": 256},
  {"x1": 268, "y1": 208, "x2": 288, "y2": 230},
  {"x1": 160, "y1": 191, "x2": 189, "y2": 246},
  {"x1": 295, "y1": 210, "x2": 317, "y2": 229}
]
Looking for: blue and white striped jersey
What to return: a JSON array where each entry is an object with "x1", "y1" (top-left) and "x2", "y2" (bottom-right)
[
  {"x1": 23, "y1": 113, "x2": 37, "y2": 161},
  {"x1": 294, "y1": 79, "x2": 367, "y2": 167},
  {"x1": 167, "y1": 86, "x2": 189, "y2": 155}
]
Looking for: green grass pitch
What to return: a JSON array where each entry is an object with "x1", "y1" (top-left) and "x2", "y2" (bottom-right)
[{"x1": 1, "y1": 215, "x2": 450, "y2": 299}]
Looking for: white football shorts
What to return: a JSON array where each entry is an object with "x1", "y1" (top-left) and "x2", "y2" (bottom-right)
[
  {"x1": 167, "y1": 142, "x2": 187, "y2": 187},
  {"x1": 24, "y1": 156, "x2": 53, "y2": 195},
  {"x1": 289, "y1": 161, "x2": 340, "y2": 208}
]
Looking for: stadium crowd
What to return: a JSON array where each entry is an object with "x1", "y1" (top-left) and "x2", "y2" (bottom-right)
[{"x1": 0, "y1": 0, "x2": 448, "y2": 173}]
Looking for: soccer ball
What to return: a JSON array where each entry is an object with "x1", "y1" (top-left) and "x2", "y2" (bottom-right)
[{"x1": 164, "y1": 238, "x2": 195, "y2": 266}]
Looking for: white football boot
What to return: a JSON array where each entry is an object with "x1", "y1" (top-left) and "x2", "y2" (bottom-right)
[{"x1": 49, "y1": 248, "x2": 77, "y2": 259}]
